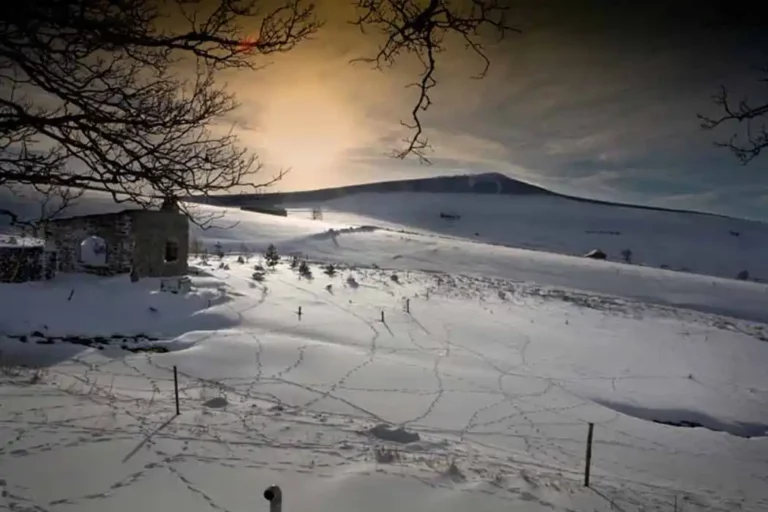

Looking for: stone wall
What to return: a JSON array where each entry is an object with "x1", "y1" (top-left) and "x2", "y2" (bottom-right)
[
  {"x1": 43, "y1": 208, "x2": 189, "y2": 278},
  {"x1": 129, "y1": 210, "x2": 189, "y2": 277},
  {"x1": 46, "y1": 212, "x2": 134, "y2": 275},
  {"x1": 0, "y1": 246, "x2": 44, "y2": 282}
]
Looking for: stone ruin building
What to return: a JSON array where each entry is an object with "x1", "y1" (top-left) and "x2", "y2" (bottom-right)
[
  {"x1": 0, "y1": 199, "x2": 190, "y2": 283},
  {"x1": 44, "y1": 206, "x2": 189, "y2": 279},
  {"x1": 0, "y1": 236, "x2": 50, "y2": 283}
]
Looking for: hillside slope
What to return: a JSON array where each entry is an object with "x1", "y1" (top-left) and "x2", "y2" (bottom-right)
[
  {"x1": 189, "y1": 173, "x2": 768, "y2": 282},
  {"x1": 281, "y1": 191, "x2": 768, "y2": 282}
]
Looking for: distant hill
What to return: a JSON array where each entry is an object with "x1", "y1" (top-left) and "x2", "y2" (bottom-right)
[
  {"x1": 190, "y1": 173, "x2": 551, "y2": 205},
  {"x1": 188, "y1": 172, "x2": 737, "y2": 221}
]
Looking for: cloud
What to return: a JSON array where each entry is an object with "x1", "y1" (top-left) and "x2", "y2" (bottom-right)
[{"x1": 215, "y1": 1, "x2": 768, "y2": 220}]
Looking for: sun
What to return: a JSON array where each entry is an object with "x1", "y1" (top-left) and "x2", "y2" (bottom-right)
[{"x1": 256, "y1": 85, "x2": 360, "y2": 178}]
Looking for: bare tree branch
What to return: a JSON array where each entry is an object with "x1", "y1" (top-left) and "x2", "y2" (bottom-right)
[
  {"x1": 698, "y1": 71, "x2": 768, "y2": 164},
  {"x1": 0, "y1": 183, "x2": 82, "y2": 234},
  {"x1": 2, "y1": 0, "x2": 517, "y2": 228},
  {"x1": 351, "y1": 0, "x2": 518, "y2": 164},
  {"x1": 0, "y1": 0, "x2": 320, "y2": 221}
]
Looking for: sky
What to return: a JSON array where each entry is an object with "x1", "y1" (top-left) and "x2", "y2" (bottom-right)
[{"x1": 219, "y1": 0, "x2": 768, "y2": 221}]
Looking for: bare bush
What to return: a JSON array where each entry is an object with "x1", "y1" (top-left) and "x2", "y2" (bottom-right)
[{"x1": 374, "y1": 446, "x2": 401, "y2": 464}]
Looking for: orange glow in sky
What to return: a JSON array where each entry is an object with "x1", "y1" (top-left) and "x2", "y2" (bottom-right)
[
  {"x1": 237, "y1": 34, "x2": 258, "y2": 54},
  {"x1": 254, "y1": 82, "x2": 364, "y2": 182}
]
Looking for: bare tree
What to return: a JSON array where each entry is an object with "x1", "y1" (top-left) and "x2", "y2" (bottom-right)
[
  {"x1": 352, "y1": 0, "x2": 517, "y2": 163},
  {"x1": 698, "y1": 71, "x2": 768, "y2": 164},
  {"x1": 0, "y1": 0, "x2": 319, "y2": 227},
  {"x1": 1, "y1": 0, "x2": 516, "y2": 227},
  {"x1": 0, "y1": 183, "x2": 83, "y2": 236}
]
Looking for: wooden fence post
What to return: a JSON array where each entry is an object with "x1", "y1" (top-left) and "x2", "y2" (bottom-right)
[
  {"x1": 173, "y1": 366, "x2": 180, "y2": 415},
  {"x1": 584, "y1": 422, "x2": 594, "y2": 487}
]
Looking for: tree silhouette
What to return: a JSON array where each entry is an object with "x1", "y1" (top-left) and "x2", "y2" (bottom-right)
[
  {"x1": 699, "y1": 73, "x2": 768, "y2": 164},
  {"x1": 1, "y1": 0, "x2": 516, "y2": 224}
]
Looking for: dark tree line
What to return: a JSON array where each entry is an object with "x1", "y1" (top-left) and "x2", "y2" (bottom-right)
[{"x1": 0, "y1": 0, "x2": 515, "y2": 226}]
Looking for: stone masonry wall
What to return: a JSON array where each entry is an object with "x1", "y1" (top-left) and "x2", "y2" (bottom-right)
[
  {"x1": 0, "y1": 246, "x2": 44, "y2": 282},
  {"x1": 46, "y1": 212, "x2": 134, "y2": 275},
  {"x1": 129, "y1": 210, "x2": 189, "y2": 277}
]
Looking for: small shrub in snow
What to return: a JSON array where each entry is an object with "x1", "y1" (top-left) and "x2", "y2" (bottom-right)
[
  {"x1": 0, "y1": 351, "x2": 22, "y2": 377},
  {"x1": 323, "y1": 264, "x2": 336, "y2": 276},
  {"x1": 346, "y1": 275, "x2": 359, "y2": 288},
  {"x1": 289, "y1": 255, "x2": 300, "y2": 269},
  {"x1": 621, "y1": 248, "x2": 633, "y2": 263},
  {"x1": 374, "y1": 447, "x2": 401, "y2": 464},
  {"x1": 218, "y1": 262, "x2": 230, "y2": 270},
  {"x1": 253, "y1": 263, "x2": 265, "y2": 272},
  {"x1": 236, "y1": 255, "x2": 245, "y2": 264},
  {"x1": 445, "y1": 460, "x2": 466, "y2": 482},
  {"x1": 214, "y1": 241, "x2": 224, "y2": 259},
  {"x1": 390, "y1": 273, "x2": 399, "y2": 283},
  {"x1": 28, "y1": 368, "x2": 45, "y2": 385},
  {"x1": 252, "y1": 271, "x2": 265, "y2": 282},
  {"x1": 298, "y1": 260, "x2": 312, "y2": 279},
  {"x1": 737, "y1": 269, "x2": 750, "y2": 281},
  {"x1": 325, "y1": 284, "x2": 333, "y2": 293},
  {"x1": 264, "y1": 244, "x2": 280, "y2": 268}
]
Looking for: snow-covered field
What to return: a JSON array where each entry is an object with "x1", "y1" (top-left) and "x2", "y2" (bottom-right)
[
  {"x1": 194, "y1": 205, "x2": 768, "y2": 324},
  {"x1": 1, "y1": 198, "x2": 768, "y2": 512},
  {"x1": 279, "y1": 191, "x2": 768, "y2": 282}
]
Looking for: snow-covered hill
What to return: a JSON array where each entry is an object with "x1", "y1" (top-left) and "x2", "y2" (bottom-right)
[
  {"x1": 195, "y1": 173, "x2": 768, "y2": 282},
  {"x1": 1, "y1": 191, "x2": 768, "y2": 512},
  {"x1": 192, "y1": 204, "x2": 768, "y2": 324}
]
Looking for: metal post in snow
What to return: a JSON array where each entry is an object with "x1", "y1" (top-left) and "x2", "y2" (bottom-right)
[
  {"x1": 173, "y1": 366, "x2": 180, "y2": 415},
  {"x1": 584, "y1": 422, "x2": 594, "y2": 487}
]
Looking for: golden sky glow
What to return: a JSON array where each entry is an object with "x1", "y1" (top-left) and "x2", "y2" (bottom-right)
[
  {"x1": 204, "y1": 1, "x2": 768, "y2": 220},
  {"x1": 256, "y1": 82, "x2": 362, "y2": 178}
]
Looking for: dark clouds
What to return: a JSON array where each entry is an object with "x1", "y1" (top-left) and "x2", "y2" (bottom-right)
[
  {"x1": 416, "y1": 0, "x2": 768, "y2": 219},
  {"x1": 223, "y1": 0, "x2": 768, "y2": 220}
]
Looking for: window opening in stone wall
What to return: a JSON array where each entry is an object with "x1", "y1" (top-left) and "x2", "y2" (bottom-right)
[
  {"x1": 164, "y1": 240, "x2": 179, "y2": 262},
  {"x1": 79, "y1": 236, "x2": 108, "y2": 266}
]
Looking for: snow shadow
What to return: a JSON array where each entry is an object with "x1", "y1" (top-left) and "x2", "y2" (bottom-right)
[
  {"x1": 594, "y1": 399, "x2": 768, "y2": 439},
  {"x1": 0, "y1": 273, "x2": 238, "y2": 366}
]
